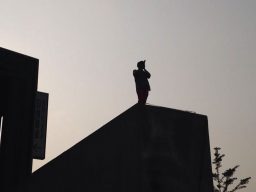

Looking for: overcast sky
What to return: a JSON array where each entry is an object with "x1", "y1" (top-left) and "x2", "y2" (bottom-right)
[{"x1": 1, "y1": 0, "x2": 255, "y2": 191}]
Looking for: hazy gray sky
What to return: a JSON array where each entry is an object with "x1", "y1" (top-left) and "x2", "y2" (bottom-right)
[{"x1": 1, "y1": 0, "x2": 255, "y2": 191}]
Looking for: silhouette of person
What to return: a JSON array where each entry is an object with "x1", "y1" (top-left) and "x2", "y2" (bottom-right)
[{"x1": 133, "y1": 60, "x2": 151, "y2": 104}]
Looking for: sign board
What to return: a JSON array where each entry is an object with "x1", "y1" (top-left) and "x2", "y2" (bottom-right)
[{"x1": 32, "y1": 91, "x2": 49, "y2": 160}]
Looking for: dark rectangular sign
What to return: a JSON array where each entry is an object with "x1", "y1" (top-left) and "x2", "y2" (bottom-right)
[{"x1": 32, "y1": 91, "x2": 49, "y2": 160}]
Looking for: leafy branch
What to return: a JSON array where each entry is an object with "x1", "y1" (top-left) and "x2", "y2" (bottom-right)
[{"x1": 212, "y1": 147, "x2": 251, "y2": 192}]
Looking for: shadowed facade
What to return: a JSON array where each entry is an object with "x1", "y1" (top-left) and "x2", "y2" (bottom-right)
[
  {"x1": 21, "y1": 105, "x2": 213, "y2": 192},
  {"x1": 0, "y1": 47, "x2": 39, "y2": 192}
]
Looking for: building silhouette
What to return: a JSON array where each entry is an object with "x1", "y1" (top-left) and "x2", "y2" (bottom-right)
[
  {"x1": 0, "y1": 47, "x2": 213, "y2": 192},
  {"x1": 0, "y1": 47, "x2": 39, "y2": 192},
  {"x1": 20, "y1": 105, "x2": 213, "y2": 192}
]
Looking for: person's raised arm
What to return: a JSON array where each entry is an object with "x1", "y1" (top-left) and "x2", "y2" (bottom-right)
[{"x1": 144, "y1": 69, "x2": 151, "y2": 78}]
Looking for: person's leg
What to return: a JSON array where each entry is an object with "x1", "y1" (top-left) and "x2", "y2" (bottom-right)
[
  {"x1": 143, "y1": 91, "x2": 148, "y2": 104},
  {"x1": 137, "y1": 90, "x2": 143, "y2": 104},
  {"x1": 137, "y1": 90, "x2": 148, "y2": 104}
]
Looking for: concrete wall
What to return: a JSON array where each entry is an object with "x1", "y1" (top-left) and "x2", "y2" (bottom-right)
[{"x1": 22, "y1": 105, "x2": 213, "y2": 192}]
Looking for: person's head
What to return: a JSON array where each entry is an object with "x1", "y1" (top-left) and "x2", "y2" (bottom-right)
[{"x1": 137, "y1": 60, "x2": 145, "y2": 70}]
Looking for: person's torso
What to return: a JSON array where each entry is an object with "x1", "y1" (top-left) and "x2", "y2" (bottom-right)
[{"x1": 134, "y1": 70, "x2": 150, "y2": 90}]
